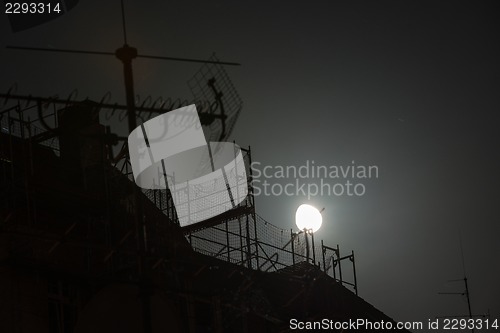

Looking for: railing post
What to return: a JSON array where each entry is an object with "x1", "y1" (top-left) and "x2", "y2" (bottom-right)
[
  {"x1": 225, "y1": 219, "x2": 230, "y2": 262},
  {"x1": 322, "y1": 240, "x2": 326, "y2": 273},
  {"x1": 304, "y1": 229, "x2": 310, "y2": 264},
  {"x1": 332, "y1": 255, "x2": 337, "y2": 280},
  {"x1": 311, "y1": 229, "x2": 316, "y2": 266},
  {"x1": 337, "y1": 244, "x2": 343, "y2": 285},
  {"x1": 351, "y1": 250, "x2": 358, "y2": 295},
  {"x1": 245, "y1": 214, "x2": 252, "y2": 269},
  {"x1": 253, "y1": 211, "x2": 259, "y2": 269}
]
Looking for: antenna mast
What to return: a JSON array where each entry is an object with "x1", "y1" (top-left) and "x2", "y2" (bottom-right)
[
  {"x1": 459, "y1": 229, "x2": 473, "y2": 320},
  {"x1": 120, "y1": 0, "x2": 128, "y2": 45},
  {"x1": 436, "y1": 230, "x2": 483, "y2": 333}
]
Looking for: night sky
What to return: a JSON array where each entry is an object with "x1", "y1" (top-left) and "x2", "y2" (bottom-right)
[{"x1": 1, "y1": 1, "x2": 499, "y2": 330}]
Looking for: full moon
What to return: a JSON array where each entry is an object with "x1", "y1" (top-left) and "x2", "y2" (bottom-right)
[{"x1": 295, "y1": 204, "x2": 322, "y2": 233}]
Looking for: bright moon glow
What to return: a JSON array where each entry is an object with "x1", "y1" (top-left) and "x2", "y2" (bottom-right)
[{"x1": 295, "y1": 204, "x2": 322, "y2": 233}]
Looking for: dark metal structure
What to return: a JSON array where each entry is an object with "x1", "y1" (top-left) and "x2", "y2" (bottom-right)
[
  {"x1": 1, "y1": 10, "x2": 405, "y2": 327},
  {"x1": 0, "y1": 86, "x2": 409, "y2": 331}
]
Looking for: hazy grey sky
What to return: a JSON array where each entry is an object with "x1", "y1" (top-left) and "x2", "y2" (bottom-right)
[{"x1": 1, "y1": 1, "x2": 499, "y2": 330}]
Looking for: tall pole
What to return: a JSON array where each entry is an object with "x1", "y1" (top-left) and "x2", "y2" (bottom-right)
[
  {"x1": 464, "y1": 277, "x2": 473, "y2": 333},
  {"x1": 115, "y1": 45, "x2": 138, "y2": 131},
  {"x1": 115, "y1": 44, "x2": 152, "y2": 333}
]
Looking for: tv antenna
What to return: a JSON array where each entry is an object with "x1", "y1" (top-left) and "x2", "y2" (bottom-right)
[
  {"x1": 436, "y1": 230, "x2": 490, "y2": 332},
  {"x1": 6, "y1": 0, "x2": 241, "y2": 142}
]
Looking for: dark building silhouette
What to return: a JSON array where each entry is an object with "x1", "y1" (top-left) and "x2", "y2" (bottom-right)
[{"x1": 0, "y1": 97, "x2": 410, "y2": 332}]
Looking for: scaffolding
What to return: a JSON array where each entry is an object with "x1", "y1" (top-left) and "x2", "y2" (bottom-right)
[
  {"x1": 0, "y1": 90, "x2": 360, "y2": 333},
  {"x1": 0, "y1": 89, "x2": 358, "y2": 286}
]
